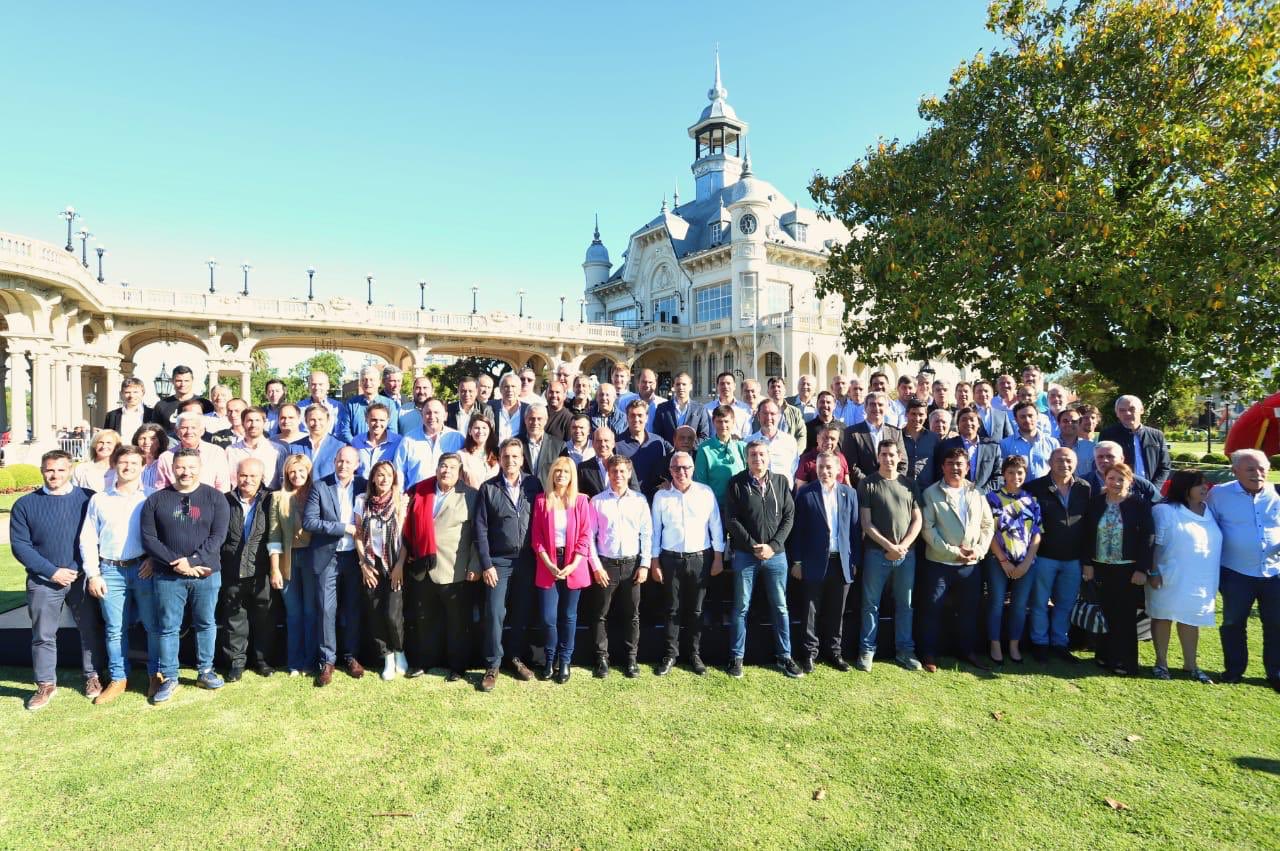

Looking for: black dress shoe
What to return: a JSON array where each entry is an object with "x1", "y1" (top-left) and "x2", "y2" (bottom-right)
[
  {"x1": 555, "y1": 661, "x2": 571, "y2": 684},
  {"x1": 798, "y1": 656, "x2": 815, "y2": 675},
  {"x1": 593, "y1": 658, "x2": 609, "y2": 679},
  {"x1": 445, "y1": 670, "x2": 464, "y2": 683},
  {"x1": 964, "y1": 653, "x2": 993, "y2": 671},
  {"x1": 254, "y1": 662, "x2": 274, "y2": 678},
  {"x1": 829, "y1": 657, "x2": 851, "y2": 672},
  {"x1": 623, "y1": 662, "x2": 640, "y2": 678},
  {"x1": 690, "y1": 655, "x2": 707, "y2": 676},
  {"x1": 542, "y1": 660, "x2": 556, "y2": 681},
  {"x1": 1052, "y1": 647, "x2": 1079, "y2": 664},
  {"x1": 225, "y1": 668, "x2": 243, "y2": 683},
  {"x1": 654, "y1": 657, "x2": 674, "y2": 676},
  {"x1": 1029, "y1": 644, "x2": 1049, "y2": 663}
]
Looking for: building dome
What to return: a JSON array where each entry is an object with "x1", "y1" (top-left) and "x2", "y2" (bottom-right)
[{"x1": 584, "y1": 216, "x2": 610, "y2": 265}]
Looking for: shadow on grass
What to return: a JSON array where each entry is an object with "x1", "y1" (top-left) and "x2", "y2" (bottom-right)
[{"x1": 1234, "y1": 756, "x2": 1280, "y2": 776}]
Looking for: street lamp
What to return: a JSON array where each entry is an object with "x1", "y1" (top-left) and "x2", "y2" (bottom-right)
[
  {"x1": 59, "y1": 206, "x2": 79, "y2": 252},
  {"x1": 207, "y1": 258, "x2": 218, "y2": 293},
  {"x1": 366, "y1": 274, "x2": 374, "y2": 307},
  {"x1": 154, "y1": 363, "x2": 173, "y2": 397},
  {"x1": 418, "y1": 280, "x2": 426, "y2": 311},
  {"x1": 560, "y1": 295, "x2": 566, "y2": 322},
  {"x1": 85, "y1": 390, "x2": 98, "y2": 427},
  {"x1": 471, "y1": 285, "x2": 479, "y2": 315},
  {"x1": 95, "y1": 246, "x2": 105, "y2": 283},
  {"x1": 518, "y1": 289, "x2": 526, "y2": 318},
  {"x1": 77, "y1": 227, "x2": 93, "y2": 267},
  {"x1": 241, "y1": 263, "x2": 251, "y2": 296},
  {"x1": 579, "y1": 297, "x2": 586, "y2": 323},
  {"x1": 307, "y1": 267, "x2": 315, "y2": 300}
]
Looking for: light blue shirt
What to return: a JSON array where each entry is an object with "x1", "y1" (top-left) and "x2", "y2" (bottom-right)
[
  {"x1": 393, "y1": 427, "x2": 465, "y2": 489},
  {"x1": 1000, "y1": 430, "x2": 1060, "y2": 480},
  {"x1": 833, "y1": 398, "x2": 865, "y2": 427},
  {"x1": 351, "y1": 431, "x2": 403, "y2": 479},
  {"x1": 1207, "y1": 481, "x2": 1280, "y2": 578},
  {"x1": 296, "y1": 397, "x2": 341, "y2": 435},
  {"x1": 289, "y1": 434, "x2": 345, "y2": 481},
  {"x1": 1062, "y1": 438, "x2": 1095, "y2": 477}
]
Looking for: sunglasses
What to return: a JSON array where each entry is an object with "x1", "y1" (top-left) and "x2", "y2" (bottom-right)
[{"x1": 180, "y1": 496, "x2": 191, "y2": 517}]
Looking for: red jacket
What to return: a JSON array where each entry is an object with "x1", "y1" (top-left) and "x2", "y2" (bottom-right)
[{"x1": 531, "y1": 492, "x2": 591, "y2": 590}]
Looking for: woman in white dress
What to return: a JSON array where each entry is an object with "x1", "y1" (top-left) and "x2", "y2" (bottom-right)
[{"x1": 1147, "y1": 470, "x2": 1223, "y2": 683}]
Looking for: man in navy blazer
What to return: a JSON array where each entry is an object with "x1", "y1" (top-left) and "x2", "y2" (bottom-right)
[
  {"x1": 935, "y1": 408, "x2": 1003, "y2": 493},
  {"x1": 301, "y1": 446, "x2": 367, "y2": 686},
  {"x1": 1097, "y1": 394, "x2": 1171, "y2": 490},
  {"x1": 788, "y1": 451, "x2": 860, "y2": 672},
  {"x1": 488, "y1": 373, "x2": 529, "y2": 442},
  {"x1": 652, "y1": 372, "x2": 711, "y2": 444},
  {"x1": 973, "y1": 380, "x2": 1013, "y2": 443}
]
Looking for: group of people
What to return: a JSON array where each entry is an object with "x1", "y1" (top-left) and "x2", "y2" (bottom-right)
[{"x1": 12, "y1": 359, "x2": 1279, "y2": 710}]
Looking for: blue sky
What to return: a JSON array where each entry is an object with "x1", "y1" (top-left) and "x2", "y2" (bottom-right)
[{"x1": 2, "y1": 2, "x2": 996, "y2": 320}]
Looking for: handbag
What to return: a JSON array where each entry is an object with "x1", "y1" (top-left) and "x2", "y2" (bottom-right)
[{"x1": 1070, "y1": 578, "x2": 1108, "y2": 634}]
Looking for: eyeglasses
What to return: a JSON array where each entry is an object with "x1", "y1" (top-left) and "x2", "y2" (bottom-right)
[
  {"x1": 521, "y1": 376, "x2": 535, "y2": 384},
  {"x1": 180, "y1": 496, "x2": 191, "y2": 517},
  {"x1": 671, "y1": 465, "x2": 693, "y2": 472}
]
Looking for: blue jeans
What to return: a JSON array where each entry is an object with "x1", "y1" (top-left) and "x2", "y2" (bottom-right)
[
  {"x1": 985, "y1": 556, "x2": 1036, "y2": 644},
  {"x1": 538, "y1": 580, "x2": 581, "y2": 664},
  {"x1": 730, "y1": 550, "x2": 791, "y2": 660},
  {"x1": 1219, "y1": 567, "x2": 1280, "y2": 680},
  {"x1": 860, "y1": 548, "x2": 915, "y2": 654},
  {"x1": 155, "y1": 572, "x2": 221, "y2": 680},
  {"x1": 293, "y1": 548, "x2": 321, "y2": 670},
  {"x1": 99, "y1": 562, "x2": 159, "y2": 680},
  {"x1": 1029, "y1": 556, "x2": 1081, "y2": 648},
  {"x1": 280, "y1": 549, "x2": 311, "y2": 671}
]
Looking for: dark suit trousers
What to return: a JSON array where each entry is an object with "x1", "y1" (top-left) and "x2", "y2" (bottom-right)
[
  {"x1": 218, "y1": 570, "x2": 274, "y2": 670},
  {"x1": 1095, "y1": 562, "x2": 1142, "y2": 671},
  {"x1": 483, "y1": 555, "x2": 534, "y2": 668},
  {"x1": 802, "y1": 555, "x2": 850, "y2": 661},
  {"x1": 27, "y1": 574, "x2": 104, "y2": 684},
  {"x1": 360, "y1": 557, "x2": 404, "y2": 657},
  {"x1": 661, "y1": 549, "x2": 709, "y2": 660},
  {"x1": 582, "y1": 555, "x2": 642, "y2": 663},
  {"x1": 405, "y1": 570, "x2": 471, "y2": 673},
  {"x1": 917, "y1": 559, "x2": 982, "y2": 660}
]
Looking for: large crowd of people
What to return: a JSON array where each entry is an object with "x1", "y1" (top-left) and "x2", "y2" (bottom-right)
[{"x1": 11, "y1": 360, "x2": 1279, "y2": 709}]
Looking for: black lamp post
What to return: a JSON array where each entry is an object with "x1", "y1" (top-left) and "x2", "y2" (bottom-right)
[
  {"x1": 59, "y1": 206, "x2": 78, "y2": 252},
  {"x1": 95, "y1": 246, "x2": 105, "y2": 283},
  {"x1": 77, "y1": 227, "x2": 93, "y2": 267},
  {"x1": 471, "y1": 286, "x2": 479, "y2": 315},
  {"x1": 307, "y1": 267, "x2": 315, "y2": 300},
  {"x1": 518, "y1": 289, "x2": 526, "y2": 318},
  {"x1": 579, "y1": 297, "x2": 586, "y2": 323},
  {"x1": 418, "y1": 280, "x2": 426, "y2": 311},
  {"x1": 560, "y1": 295, "x2": 566, "y2": 322},
  {"x1": 366, "y1": 275, "x2": 374, "y2": 307},
  {"x1": 241, "y1": 263, "x2": 251, "y2": 296},
  {"x1": 207, "y1": 258, "x2": 217, "y2": 293}
]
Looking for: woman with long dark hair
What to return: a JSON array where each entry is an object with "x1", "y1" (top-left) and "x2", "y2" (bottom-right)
[
  {"x1": 458, "y1": 413, "x2": 499, "y2": 488},
  {"x1": 355, "y1": 460, "x2": 409, "y2": 680}
]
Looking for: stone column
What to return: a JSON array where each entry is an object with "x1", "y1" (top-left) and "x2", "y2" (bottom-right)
[
  {"x1": 8, "y1": 350, "x2": 27, "y2": 441},
  {"x1": 104, "y1": 360, "x2": 123, "y2": 409},
  {"x1": 239, "y1": 367, "x2": 252, "y2": 402},
  {"x1": 68, "y1": 360, "x2": 84, "y2": 427},
  {"x1": 31, "y1": 352, "x2": 54, "y2": 443}
]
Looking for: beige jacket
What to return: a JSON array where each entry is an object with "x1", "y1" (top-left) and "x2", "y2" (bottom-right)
[{"x1": 920, "y1": 479, "x2": 995, "y2": 565}]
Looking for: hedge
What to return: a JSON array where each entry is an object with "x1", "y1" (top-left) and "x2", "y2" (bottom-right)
[
  {"x1": 1200, "y1": 452, "x2": 1230, "y2": 465},
  {"x1": 1173, "y1": 451, "x2": 1200, "y2": 463},
  {"x1": 7, "y1": 464, "x2": 43, "y2": 489}
]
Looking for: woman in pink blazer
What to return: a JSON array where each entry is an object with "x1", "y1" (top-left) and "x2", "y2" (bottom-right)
[{"x1": 531, "y1": 455, "x2": 592, "y2": 683}]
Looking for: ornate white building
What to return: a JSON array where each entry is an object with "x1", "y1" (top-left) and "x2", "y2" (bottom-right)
[{"x1": 583, "y1": 55, "x2": 874, "y2": 395}]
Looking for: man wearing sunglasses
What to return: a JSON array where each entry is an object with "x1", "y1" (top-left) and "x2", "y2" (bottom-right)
[{"x1": 140, "y1": 448, "x2": 231, "y2": 704}]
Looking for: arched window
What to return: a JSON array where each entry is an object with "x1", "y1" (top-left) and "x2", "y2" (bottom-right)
[
  {"x1": 723, "y1": 351, "x2": 735, "y2": 378},
  {"x1": 763, "y1": 353, "x2": 782, "y2": 379},
  {"x1": 692, "y1": 355, "x2": 703, "y2": 399}
]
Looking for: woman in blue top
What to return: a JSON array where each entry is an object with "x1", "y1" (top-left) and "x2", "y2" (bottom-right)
[{"x1": 985, "y1": 455, "x2": 1042, "y2": 664}]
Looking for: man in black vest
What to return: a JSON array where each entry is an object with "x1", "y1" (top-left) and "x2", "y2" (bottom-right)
[{"x1": 219, "y1": 457, "x2": 275, "y2": 680}]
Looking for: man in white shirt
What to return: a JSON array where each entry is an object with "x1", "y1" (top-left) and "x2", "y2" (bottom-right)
[
  {"x1": 583, "y1": 455, "x2": 652, "y2": 679},
  {"x1": 226, "y1": 407, "x2": 288, "y2": 490},
  {"x1": 81, "y1": 445, "x2": 153, "y2": 704},
  {"x1": 650, "y1": 451, "x2": 723, "y2": 676},
  {"x1": 745, "y1": 399, "x2": 800, "y2": 485},
  {"x1": 562, "y1": 413, "x2": 595, "y2": 464},
  {"x1": 394, "y1": 398, "x2": 464, "y2": 489},
  {"x1": 703, "y1": 371, "x2": 751, "y2": 437}
]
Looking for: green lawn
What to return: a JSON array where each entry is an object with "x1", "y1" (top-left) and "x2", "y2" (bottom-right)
[
  {"x1": 0, "y1": 546, "x2": 23, "y2": 613},
  {"x1": 0, "y1": 616, "x2": 1275, "y2": 848},
  {"x1": 0, "y1": 491, "x2": 24, "y2": 513}
]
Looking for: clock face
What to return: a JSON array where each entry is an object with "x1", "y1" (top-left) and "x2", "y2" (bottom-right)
[{"x1": 738, "y1": 213, "x2": 757, "y2": 235}]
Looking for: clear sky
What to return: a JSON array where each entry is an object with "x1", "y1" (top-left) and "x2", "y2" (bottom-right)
[{"x1": 2, "y1": 2, "x2": 996, "y2": 322}]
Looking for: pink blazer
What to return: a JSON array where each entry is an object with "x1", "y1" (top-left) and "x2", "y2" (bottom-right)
[{"x1": 531, "y1": 492, "x2": 592, "y2": 590}]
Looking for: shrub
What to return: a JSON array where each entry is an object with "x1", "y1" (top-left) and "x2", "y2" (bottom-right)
[
  {"x1": 8, "y1": 464, "x2": 43, "y2": 488},
  {"x1": 1270, "y1": 454, "x2": 1280, "y2": 469},
  {"x1": 0, "y1": 469, "x2": 14, "y2": 491},
  {"x1": 1173, "y1": 451, "x2": 1200, "y2": 463},
  {"x1": 1201, "y1": 452, "x2": 1230, "y2": 465}
]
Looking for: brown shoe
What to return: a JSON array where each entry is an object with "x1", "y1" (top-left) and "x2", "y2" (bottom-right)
[
  {"x1": 147, "y1": 674, "x2": 165, "y2": 699},
  {"x1": 480, "y1": 668, "x2": 498, "y2": 692},
  {"x1": 84, "y1": 674, "x2": 103, "y2": 699},
  {"x1": 316, "y1": 663, "x2": 334, "y2": 687},
  {"x1": 94, "y1": 679, "x2": 127, "y2": 705},
  {"x1": 922, "y1": 657, "x2": 939, "y2": 674},
  {"x1": 344, "y1": 657, "x2": 365, "y2": 679},
  {"x1": 509, "y1": 658, "x2": 534, "y2": 682},
  {"x1": 26, "y1": 682, "x2": 56, "y2": 711}
]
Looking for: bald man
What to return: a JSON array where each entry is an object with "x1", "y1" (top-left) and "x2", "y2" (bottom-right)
[{"x1": 218, "y1": 458, "x2": 276, "y2": 680}]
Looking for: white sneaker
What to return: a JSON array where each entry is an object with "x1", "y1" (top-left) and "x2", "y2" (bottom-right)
[
  {"x1": 381, "y1": 654, "x2": 397, "y2": 681},
  {"x1": 394, "y1": 651, "x2": 409, "y2": 675},
  {"x1": 288, "y1": 669, "x2": 301, "y2": 677}
]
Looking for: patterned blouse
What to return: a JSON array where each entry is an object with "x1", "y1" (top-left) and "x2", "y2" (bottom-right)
[
  {"x1": 1095, "y1": 501, "x2": 1127, "y2": 564},
  {"x1": 986, "y1": 488, "x2": 1042, "y2": 563}
]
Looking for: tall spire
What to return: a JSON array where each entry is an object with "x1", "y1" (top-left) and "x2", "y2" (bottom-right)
[
  {"x1": 592, "y1": 212, "x2": 601, "y2": 243},
  {"x1": 741, "y1": 145, "x2": 753, "y2": 177},
  {"x1": 672, "y1": 180, "x2": 680, "y2": 209},
  {"x1": 709, "y1": 44, "x2": 727, "y2": 103}
]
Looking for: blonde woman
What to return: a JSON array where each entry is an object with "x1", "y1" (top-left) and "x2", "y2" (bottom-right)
[
  {"x1": 355, "y1": 460, "x2": 409, "y2": 680},
  {"x1": 73, "y1": 429, "x2": 121, "y2": 492},
  {"x1": 531, "y1": 455, "x2": 592, "y2": 683},
  {"x1": 268, "y1": 453, "x2": 314, "y2": 675}
]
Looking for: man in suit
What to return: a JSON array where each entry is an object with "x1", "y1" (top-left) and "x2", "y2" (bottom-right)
[
  {"x1": 577, "y1": 426, "x2": 638, "y2": 497},
  {"x1": 935, "y1": 407, "x2": 1002, "y2": 493},
  {"x1": 789, "y1": 452, "x2": 860, "y2": 673},
  {"x1": 218, "y1": 457, "x2": 275, "y2": 681},
  {"x1": 473, "y1": 438, "x2": 541, "y2": 690},
  {"x1": 972, "y1": 379, "x2": 1012, "y2": 442},
  {"x1": 402, "y1": 453, "x2": 480, "y2": 681},
  {"x1": 102, "y1": 376, "x2": 152, "y2": 439},
  {"x1": 1086, "y1": 441, "x2": 1160, "y2": 503},
  {"x1": 302, "y1": 446, "x2": 367, "y2": 686},
  {"x1": 446, "y1": 376, "x2": 494, "y2": 433},
  {"x1": 490, "y1": 373, "x2": 529, "y2": 442},
  {"x1": 521, "y1": 403, "x2": 565, "y2": 484},
  {"x1": 1098, "y1": 394, "x2": 1172, "y2": 491},
  {"x1": 842, "y1": 392, "x2": 908, "y2": 484},
  {"x1": 653, "y1": 371, "x2": 711, "y2": 443},
  {"x1": 917, "y1": 447, "x2": 996, "y2": 672}
]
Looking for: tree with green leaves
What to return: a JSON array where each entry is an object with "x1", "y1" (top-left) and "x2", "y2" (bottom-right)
[
  {"x1": 441, "y1": 356, "x2": 512, "y2": 398},
  {"x1": 810, "y1": 0, "x2": 1279, "y2": 424}
]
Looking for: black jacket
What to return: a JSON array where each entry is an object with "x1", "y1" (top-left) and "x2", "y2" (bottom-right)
[
  {"x1": 725, "y1": 471, "x2": 795, "y2": 555},
  {"x1": 103, "y1": 405, "x2": 154, "y2": 435},
  {"x1": 447, "y1": 401, "x2": 494, "y2": 433},
  {"x1": 1098, "y1": 423, "x2": 1172, "y2": 491},
  {"x1": 1025, "y1": 475, "x2": 1093, "y2": 561},
  {"x1": 473, "y1": 473, "x2": 542, "y2": 565},
  {"x1": 522, "y1": 433, "x2": 566, "y2": 484},
  {"x1": 1082, "y1": 492, "x2": 1154, "y2": 574},
  {"x1": 576, "y1": 457, "x2": 639, "y2": 498},
  {"x1": 220, "y1": 489, "x2": 271, "y2": 580}
]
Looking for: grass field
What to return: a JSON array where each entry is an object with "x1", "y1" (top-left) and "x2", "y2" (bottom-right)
[
  {"x1": 0, "y1": 612, "x2": 1276, "y2": 848},
  {"x1": 0, "y1": 546, "x2": 23, "y2": 613}
]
